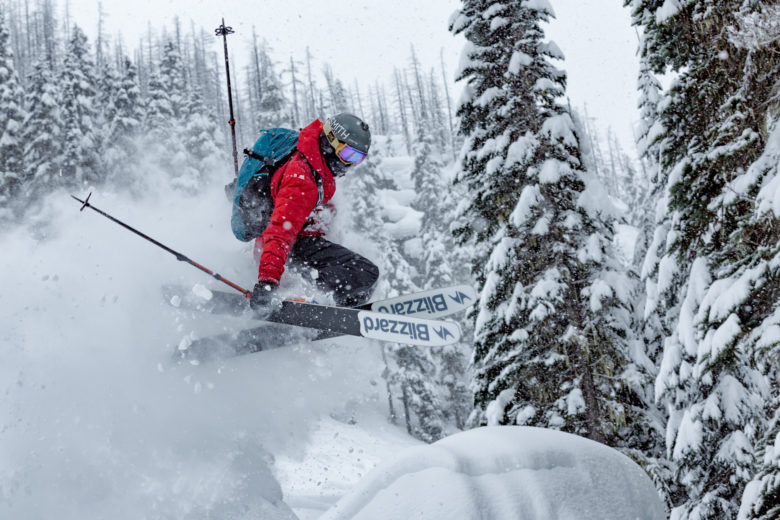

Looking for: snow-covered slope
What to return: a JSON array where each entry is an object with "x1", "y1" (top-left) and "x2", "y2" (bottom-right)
[
  {"x1": 321, "y1": 426, "x2": 667, "y2": 520},
  {"x1": 0, "y1": 179, "x2": 398, "y2": 519},
  {"x1": 1, "y1": 172, "x2": 665, "y2": 520}
]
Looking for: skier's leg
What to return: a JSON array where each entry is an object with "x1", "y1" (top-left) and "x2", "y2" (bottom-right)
[{"x1": 289, "y1": 236, "x2": 379, "y2": 306}]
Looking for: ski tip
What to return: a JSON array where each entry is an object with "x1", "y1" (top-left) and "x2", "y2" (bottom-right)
[{"x1": 358, "y1": 310, "x2": 462, "y2": 347}]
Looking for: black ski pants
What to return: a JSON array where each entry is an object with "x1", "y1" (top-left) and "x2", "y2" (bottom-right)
[{"x1": 288, "y1": 236, "x2": 379, "y2": 307}]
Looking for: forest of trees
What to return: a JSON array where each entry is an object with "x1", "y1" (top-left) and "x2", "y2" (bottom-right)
[
  {"x1": 0, "y1": 1, "x2": 459, "y2": 219},
  {"x1": 2, "y1": 1, "x2": 780, "y2": 519},
  {"x1": 451, "y1": 0, "x2": 780, "y2": 519}
]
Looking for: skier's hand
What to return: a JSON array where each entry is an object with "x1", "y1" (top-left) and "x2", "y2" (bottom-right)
[{"x1": 250, "y1": 281, "x2": 281, "y2": 318}]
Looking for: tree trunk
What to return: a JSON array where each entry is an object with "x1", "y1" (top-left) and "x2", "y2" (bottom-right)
[
  {"x1": 380, "y1": 346, "x2": 397, "y2": 425},
  {"x1": 401, "y1": 383, "x2": 412, "y2": 435},
  {"x1": 393, "y1": 69, "x2": 412, "y2": 155},
  {"x1": 440, "y1": 49, "x2": 456, "y2": 161},
  {"x1": 564, "y1": 282, "x2": 605, "y2": 443}
]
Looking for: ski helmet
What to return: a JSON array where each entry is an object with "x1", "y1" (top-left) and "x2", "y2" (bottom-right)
[{"x1": 322, "y1": 113, "x2": 371, "y2": 166}]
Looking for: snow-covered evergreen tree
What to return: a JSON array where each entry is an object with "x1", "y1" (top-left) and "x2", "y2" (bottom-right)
[
  {"x1": 21, "y1": 60, "x2": 62, "y2": 203},
  {"x1": 435, "y1": 341, "x2": 471, "y2": 430},
  {"x1": 731, "y1": 12, "x2": 780, "y2": 516},
  {"x1": 427, "y1": 69, "x2": 449, "y2": 156},
  {"x1": 176, "y1": 88, "x2": 225, "y2": 191},
  {"x1": 105, "y1": 57, "x2": 145, "y2": 189},
  {"x1": 159, "y1": 41, "x2": 188, "y2": 122},
  {"x1": 726, "y1": 117, "x2": 780, "y2": 520},
  {"x1": 411, "y1": 120, "x2": 451, "y2": 290},
  {"x1": 392, "y1": 69, "x2": 413, "y2": 156},
  {"x1": 740, "y1": 405, "x2": 780, "y2": 520},
  {"x1": 255, "y1": 43, "x2": 288, "y2": 129},
  {"x1": 97, "y1": 59, "x2": 121, "y2": 144},
  {"x1": 145, "y1": 69, "x2": 174, "y2": 140},
  {"x1": 616, "y1": 24, "x2": 680, "y2": 508},
  {"x1": 449, "y1": 0, "x2": 549, "y2": 283},
  {"x1": 0, "y1": 8, "x2": 26, "y2": 215},
  {"x1": 410, "y1": 118, "x2": 471, "y2": 431},
  {"x1": 142, "y1": 67, "x2": 180, "y2": 180},
  {"x1": 452, "y1": 0, "x2": 647, "y2": 451},
  {"x1": 60, "y1": 25, "x2": 102, "y2": 189},
  {"x1": 388, "y1": 342, "x2": 445, "y2": 442},
  {"x1": 323, "y1": 64, "x2": 348, "y2": 114},
  {"x1": 629, "y1": 0, "x2": 780, "y2": 517},
  {"x1": 632, "y1": 52, "x2": 663, "y2": 268}
]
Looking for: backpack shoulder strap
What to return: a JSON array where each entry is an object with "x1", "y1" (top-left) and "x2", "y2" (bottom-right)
[
  {"x1": 243, "y1": 148, "x2": 276, "y2": 167},
  {"x1": 307, "y1": 161, "x2": 324, "y2": 207}
]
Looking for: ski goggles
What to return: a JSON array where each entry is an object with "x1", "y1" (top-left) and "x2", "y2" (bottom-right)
[{"x1": 324, "y1": 125, "x2": 367, "y2": 165}]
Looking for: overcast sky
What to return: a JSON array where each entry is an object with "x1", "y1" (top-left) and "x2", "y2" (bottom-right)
[{"x1": 70, "y1": 0, "x2": 640, "y2": 154}]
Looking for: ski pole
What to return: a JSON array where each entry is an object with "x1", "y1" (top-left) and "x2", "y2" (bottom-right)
[
  {"x1": 71, "y1": 193, "x2": 251, "y2": 298},
  {"x1": 215, "y1": 19, "x2": 239, "y2": 177}
]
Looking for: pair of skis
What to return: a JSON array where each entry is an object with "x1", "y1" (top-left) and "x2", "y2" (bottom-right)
[
  {"x1": 69, "y1": 194, "x2": 474, "y2": 362},
  {"x1": 164, "y1": 284, "x2": 475, "y2": 362}
]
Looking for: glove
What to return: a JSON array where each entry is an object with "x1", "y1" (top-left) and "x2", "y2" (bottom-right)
[{"x1": 250, "y1": 281, "x2": 281, "y2": 318}]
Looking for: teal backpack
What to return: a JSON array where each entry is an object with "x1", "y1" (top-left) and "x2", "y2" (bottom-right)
[{"x1": 230, "y1": 128, "x2": 322, "y2": 242}]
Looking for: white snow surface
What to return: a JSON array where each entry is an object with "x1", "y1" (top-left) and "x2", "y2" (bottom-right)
[
  {"x1": 320, "y1": 426, "x2": 666, "y2": 520},
  {"x1": 2, "y1": 158, "x2": 666, "y2": 519},
  {"x1": 526, "y1": 0, "x2": 556, "y2": 16},
  {"x1": 754, "y1": 121, "x2": 780, "y2": 217},
  {"x1": 0, "y1": 178, "x2": 396, "y2": 520},
  {"x1": 508, "y1": 50, "x2": 534, "y2": 74},
  {"x1": 655, "y1": 0, "x2": 684, "y2": 24}
]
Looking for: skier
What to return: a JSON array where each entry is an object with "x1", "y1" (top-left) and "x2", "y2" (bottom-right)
[{"x1": 245, "y1": 113, "x2": 379, "y2": 315}]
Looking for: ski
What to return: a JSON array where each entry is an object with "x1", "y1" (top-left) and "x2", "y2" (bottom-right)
[
  {"x1": 163, "y1": 283, "x2": 476, "y2": 320},
  {"x1": 166, "y1": 284, "x2": 472, "y2": 362},
  {"x1": 265, "y1": 299, "x2": 460, "y2": 346},
  {"x1": 174, "y1": 299, "x2": 462, "y2": 363},
  {"x1": 368, "y1": 285, "x2": 476, "y2": 319},
  {"x1": 175, "y1": 322, "x2": 314, "y2": 364}
]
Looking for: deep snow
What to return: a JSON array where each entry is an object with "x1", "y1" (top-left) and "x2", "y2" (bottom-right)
[
  {"x1": 1, "y1": 154, "x2": 656, "y2": 519},
  {"x1": 0, "y1": 176, "x2": 406, "y2": 519},
  {"x1": 322, "y1": 426, "x2": 667, "y2": 520}
]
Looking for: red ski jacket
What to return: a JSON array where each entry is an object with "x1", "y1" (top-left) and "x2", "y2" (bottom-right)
[{"x1": 256, "y1": 120, "x2": 337, "y2": 284}]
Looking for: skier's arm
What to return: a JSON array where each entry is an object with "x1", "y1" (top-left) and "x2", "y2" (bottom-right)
[{"x1": 257, "y1": 164, "x2": 319, "y2": 284}]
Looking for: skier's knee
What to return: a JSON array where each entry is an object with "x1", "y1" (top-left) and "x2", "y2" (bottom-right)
[
  {"x1": 336, "y1": 258, "x2": 379, "y2": 307},
  {"x1": 362, "y1": 259, "x2": 379, "y2": 290}
]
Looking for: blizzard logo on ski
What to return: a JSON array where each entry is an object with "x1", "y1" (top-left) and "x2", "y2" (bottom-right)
[
  {"x1": 448, "y1": 291, "x2": 473, "y2": 305},
  {"x1": 375, "y1": 294, "x2": 448, "y2": 316},
  {"x1": 361, "y1": 315, "x2": 430, "y2": 342},
  {"x1": 434, "y1": 326, "x2": 455, "y2": 341}
]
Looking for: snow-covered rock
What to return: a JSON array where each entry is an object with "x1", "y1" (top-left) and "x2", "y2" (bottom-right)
[{"x1": 321, "y1": 426, "x2": 666, "y2": 520}]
